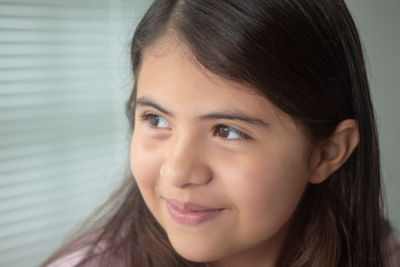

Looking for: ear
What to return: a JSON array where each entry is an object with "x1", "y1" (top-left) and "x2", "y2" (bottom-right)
[{"x1": 308, "y1": 119, "x2": 360, "y2": 184}]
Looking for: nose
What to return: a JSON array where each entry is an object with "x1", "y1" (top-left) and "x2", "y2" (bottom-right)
[{"x1": 160, "y1": 135, "x2": 212, "y2": 188}]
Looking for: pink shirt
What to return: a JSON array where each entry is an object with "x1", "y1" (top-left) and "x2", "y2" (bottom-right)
[
  {"x1": 386, "y1": 231, "x2": 400, "y2": 267},
  {"x1": 47, "y1": 247, "x2": 94, "y2": 267},
  {"x1": 47, "y1": 233, "x2": 400, "y2": 266}
]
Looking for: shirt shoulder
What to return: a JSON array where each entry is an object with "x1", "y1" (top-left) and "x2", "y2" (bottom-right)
[
  {"x1": 386, "y1": 231, "x2": 400, "y2": 267},
  {"x1": 46, "y1": 240, "x2": 107, "y2": 267},
  {"x1": 46, "y1": 248, "x2": 89, "y2": 267}
]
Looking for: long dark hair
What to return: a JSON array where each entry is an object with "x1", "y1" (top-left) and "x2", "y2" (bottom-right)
[{"x1": 42, "y1": 0, "x2": 388, "y2": 266}]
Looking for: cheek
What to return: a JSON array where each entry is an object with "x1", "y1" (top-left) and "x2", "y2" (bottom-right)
[
  {"x1": 220, "y1": 143, "x2": 310, "y2": 234},
  {"x1": 130, "y1": 132, "x2": 161, "y2": 196}
]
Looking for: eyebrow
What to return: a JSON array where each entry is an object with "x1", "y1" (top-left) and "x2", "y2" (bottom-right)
[{"x1": 136, "y1": 96, "x2": 269, "y2": 128}]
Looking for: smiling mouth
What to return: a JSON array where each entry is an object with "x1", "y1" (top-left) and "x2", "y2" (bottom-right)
[
  {"x1": 165, "y1": 199, "x2": 225, "y2": 226},
  {"x1": 166, "y1": 199, "x2": 222, "y2": 211}
]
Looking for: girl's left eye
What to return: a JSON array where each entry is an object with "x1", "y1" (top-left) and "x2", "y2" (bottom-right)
[
  {"x1": 140, "y1": 113, "x2": 170, "y2": 128},
  {"x1": 213, "y1": 125, "x2": 251, "y2": 140}
]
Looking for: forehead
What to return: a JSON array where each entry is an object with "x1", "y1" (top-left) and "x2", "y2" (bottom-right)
[{"x1": 138, "y1": 35, "x2": 253, "y2": 95}]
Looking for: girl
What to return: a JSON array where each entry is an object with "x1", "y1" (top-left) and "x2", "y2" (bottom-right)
[{"x1": 42, "y1": 0, "x2": 400, "y2": 266}]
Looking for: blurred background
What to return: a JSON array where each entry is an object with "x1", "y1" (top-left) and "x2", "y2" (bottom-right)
[
  {"x1": 0, "y1": 0, "x2": 150, "y2": 266},
  {"x1": 0, "y1": 0, "x2": 399, "y2": 266}
]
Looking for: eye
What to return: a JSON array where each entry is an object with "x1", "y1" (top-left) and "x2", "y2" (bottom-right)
[
  {"x1": 213, "y1": 125, "x2": 251, "y2": 140},
  {"x1": 140, "y1": 113, "x2": 170, "y2": 128}
]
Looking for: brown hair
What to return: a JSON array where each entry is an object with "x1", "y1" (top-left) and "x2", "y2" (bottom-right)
[{"x1": 42, "y1": 0, "x2": 388, "y2": 266}]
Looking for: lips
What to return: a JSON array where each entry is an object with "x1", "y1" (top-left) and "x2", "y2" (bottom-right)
[
  {"x1": 167, "y1": 199, "x2": 221, "y2": 212},
  {"x1": 165, "y1": 198, "x2": 225, "y2": 226}
]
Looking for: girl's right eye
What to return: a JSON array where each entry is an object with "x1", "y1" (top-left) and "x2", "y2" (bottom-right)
[{"x1": 140, "y1": 113, "x2": 170, "y2": 128}]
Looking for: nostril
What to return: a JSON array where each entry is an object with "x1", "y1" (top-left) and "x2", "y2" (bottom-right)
[{"x1": 160, "y1": 160, "x2": 213, "y2": 188}]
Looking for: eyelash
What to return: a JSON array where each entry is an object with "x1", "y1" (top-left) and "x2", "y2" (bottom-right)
[
  {"x1": 140, "y1": 113, "x2": 169, "y2": 129},
  {"x1": 139, "y1": 113, "x2": 252, "y2": 141}
]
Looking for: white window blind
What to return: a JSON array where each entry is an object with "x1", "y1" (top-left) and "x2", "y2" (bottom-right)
[{"x1": 0, "y1": 1, "x2": 149, "y2": 266}]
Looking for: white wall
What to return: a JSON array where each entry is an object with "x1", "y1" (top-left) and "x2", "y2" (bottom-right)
[
  {"x1": 345, "y1": 0, "x2": 400, "y2": 232},
  {"x1": 0, "y1": 1, "x2": 150, "y2": 266}
]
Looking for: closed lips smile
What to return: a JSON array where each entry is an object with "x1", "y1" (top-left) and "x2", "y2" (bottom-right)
[{"x1": 165, "y1": 199, "x2": 225, "y2": 226}]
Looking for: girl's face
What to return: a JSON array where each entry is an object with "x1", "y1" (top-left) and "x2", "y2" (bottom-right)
[{"x1": 130, "y1": 38, "x2": 316, "y2": 266}]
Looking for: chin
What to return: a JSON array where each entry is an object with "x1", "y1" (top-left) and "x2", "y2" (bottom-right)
[
  {"x1": 175, "y1": 249, "x2": 219, "y2": 264},
  {"x1": 169, "y1": 236, "x2": 225, "y2": 263}
]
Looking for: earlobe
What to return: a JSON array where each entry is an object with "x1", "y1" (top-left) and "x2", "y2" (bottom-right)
[{"x1": 308, "y1": 119, "x2": 359, "y2": 184}]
